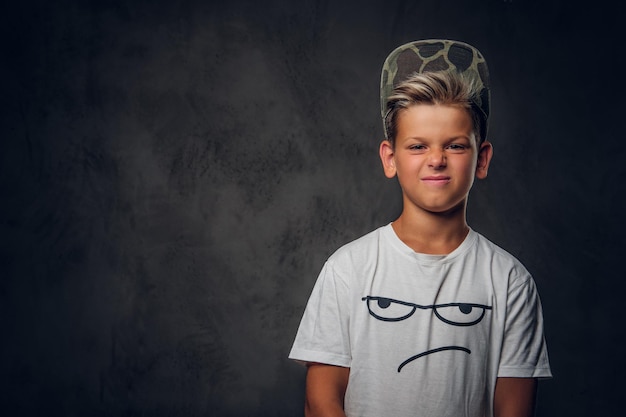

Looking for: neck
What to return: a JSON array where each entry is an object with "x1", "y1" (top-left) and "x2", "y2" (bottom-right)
[{"x1": 392, "y1": 202, "x2": 469, "y2": 255}]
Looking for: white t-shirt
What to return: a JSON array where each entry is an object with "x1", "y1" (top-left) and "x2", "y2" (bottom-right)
[{"x1": 289, "y1": 224, "x2": 552, "y2": 417}]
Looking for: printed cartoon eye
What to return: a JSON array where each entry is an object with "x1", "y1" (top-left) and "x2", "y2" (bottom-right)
[
  {"x1": 433, "y1": 303, "x2": 491, "y2": 326},
  {"x1": 362, "y1": 296, "x2": 417, "y2": 322}
]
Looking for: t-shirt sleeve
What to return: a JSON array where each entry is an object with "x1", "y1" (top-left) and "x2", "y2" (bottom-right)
[
  {"x1": 288, "y1": 261, "x2": 352, "y2": 368},
  {"x1": 498, "y1": 274, "x2": 552, "y2": 378}
]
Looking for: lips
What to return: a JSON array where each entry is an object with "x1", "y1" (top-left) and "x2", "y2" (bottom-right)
[{"x1": 422, "y1": 176, "x2": 451, "y2": 185}]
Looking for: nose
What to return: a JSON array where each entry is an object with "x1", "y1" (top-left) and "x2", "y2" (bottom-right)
[{"x1": 428, "y1": 148, "x2": 446, "y2": 169}]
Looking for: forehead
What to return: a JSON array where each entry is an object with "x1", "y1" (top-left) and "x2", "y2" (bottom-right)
[{"x1": 396, "y1": 104, "x2": 475, "y2": 140}]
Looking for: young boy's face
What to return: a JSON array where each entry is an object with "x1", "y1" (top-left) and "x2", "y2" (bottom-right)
[{"x1": 379, "y1": 104, "x2": 492, "y2": 215}]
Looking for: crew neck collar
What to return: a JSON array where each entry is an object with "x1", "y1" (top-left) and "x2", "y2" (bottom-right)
[{"x1": 382, "y1": 223, "x2": 477, "y2": 265}]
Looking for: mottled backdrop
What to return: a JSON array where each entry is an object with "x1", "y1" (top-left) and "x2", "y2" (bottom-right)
[{"x1": 1, "y1": 0, "x2": 623, "y2": 416}]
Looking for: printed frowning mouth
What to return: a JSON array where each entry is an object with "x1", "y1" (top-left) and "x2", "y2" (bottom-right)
[
  {"x1": 397, "y1": 346, "x2": 471, "y2": 373},
  {"x1": 361, "y1": 296, "x2": 491, "y2": 373}
]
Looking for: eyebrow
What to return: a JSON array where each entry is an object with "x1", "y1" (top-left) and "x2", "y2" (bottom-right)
[
  {"x1": 362, "y1": 296, "x2": 492, "y2": 310},
  {"x1": 401, "y1": 135, "x2": 472, "y2": 142}
]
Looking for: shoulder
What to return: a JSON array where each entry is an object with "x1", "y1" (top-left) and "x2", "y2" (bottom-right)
[
  {"x1": 324, "y1": 224, "x2": 390, "y2": 271},
  {"x1": 333, "y1": 225, "x2": 387, "y2": 254},
  {"x1": 472, "y1": 231, "x2": 533, "y2": 287},
  {"x1": 329, "y1": 225, "x2": 391, "y2": 255}
]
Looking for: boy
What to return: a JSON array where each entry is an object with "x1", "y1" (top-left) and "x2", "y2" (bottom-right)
[{"x1": 289, "y1": 39, "x2": 552, "y2": 417}]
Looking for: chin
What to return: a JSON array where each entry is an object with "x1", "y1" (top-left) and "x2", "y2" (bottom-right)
[{"x1": 425, "y1": 201, "x2": 467, "y2": 215}]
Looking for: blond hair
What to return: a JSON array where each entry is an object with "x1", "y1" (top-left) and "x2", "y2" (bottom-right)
[{"x1": 383, "y1": 70, "x2": 487, "y2": 146}]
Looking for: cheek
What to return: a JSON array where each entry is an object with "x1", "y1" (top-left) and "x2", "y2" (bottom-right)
[
  {"x1": 462, "y1": 155, "x2": 479, "y2": 171},
  {"x1": 396, "y1": 159, "x2": 422, "y2": 177},
  {"x1": 455, "y1": 158, "x2": 478, "y2": 180}
]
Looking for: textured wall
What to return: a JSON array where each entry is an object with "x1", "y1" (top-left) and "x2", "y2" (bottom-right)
[{"x1": 1, "y1": 1, "x2": 623, "y2": 416}]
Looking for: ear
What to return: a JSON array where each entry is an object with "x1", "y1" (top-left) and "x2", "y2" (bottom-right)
[
  {"x1": 379, "y1": 140, "x2": 397, "y2": 178},
  {"x1": 475, "y1": 141, "x2": 493, "y2": 180}
]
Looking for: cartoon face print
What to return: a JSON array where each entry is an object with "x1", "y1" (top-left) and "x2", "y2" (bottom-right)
[{"x1": 362, "y1": 295, "x2": 492, "y2": 372}]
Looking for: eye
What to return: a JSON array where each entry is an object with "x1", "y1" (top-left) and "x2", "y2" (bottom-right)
[
  {"x1": 408, "y1": 144, "x2": 427, "y2": 151},
  {"x1": 433, "y1": 303, "x2": 491, "y2": 326},
  {"x1": 446, "y1": 143, "x2": 468, "y2": 152},
  {"x1": 362, "y1": 296, "x2": 417, "y2": 322}
]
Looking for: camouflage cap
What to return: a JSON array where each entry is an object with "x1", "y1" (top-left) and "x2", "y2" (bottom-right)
[{"x1": 380, "y1": 39, "x2": 491, "y2": 141}]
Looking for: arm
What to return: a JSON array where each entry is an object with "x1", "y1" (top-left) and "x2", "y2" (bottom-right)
[
  {"x1": 493, "y1": 377, "x2": 537, "y2": 417},
  {"x1": 305, "y1": 363, "x2": 350, "y2": 417}
]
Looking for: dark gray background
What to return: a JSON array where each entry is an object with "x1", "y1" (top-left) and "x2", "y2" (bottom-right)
[{"x1": 1, "y1": 0, "x2": 623, "y2": 416}]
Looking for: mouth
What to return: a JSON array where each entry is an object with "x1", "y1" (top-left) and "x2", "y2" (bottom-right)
[
  {"x1": 422, "y1": 176, "x2": 451, "y2": 185},
  {"x1": 397, "y1": 346, "x2": 471, "y2": 372}
]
